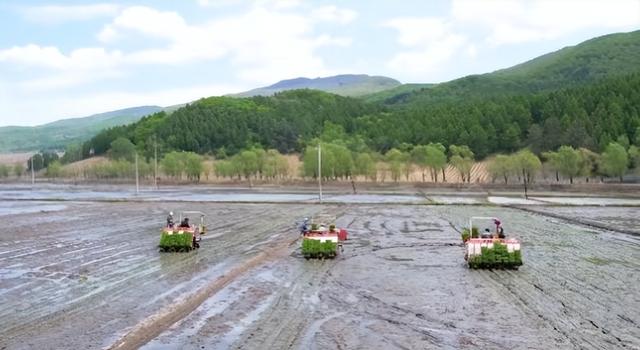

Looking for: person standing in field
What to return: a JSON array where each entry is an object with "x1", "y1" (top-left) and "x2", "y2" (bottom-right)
[{"x1": 167, "y1": 212, "x2": 174, "y2": 228}]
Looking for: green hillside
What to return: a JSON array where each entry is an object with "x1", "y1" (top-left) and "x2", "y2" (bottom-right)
[
  {"x1": 361, "y1": 83, "x2": 434, "y2": 103},
  {"x1": 0, "y1": 106, "x2": 162, "y2": 152},
  {"x1": 383, "y1": 30, "x2": 640, "y2": 106},
  {"x1": 85, "y1": 90, "x2": 376, "y2": 157},
  {"x1": 86, "y1": 71, "x2": 640, "y2": 161}
]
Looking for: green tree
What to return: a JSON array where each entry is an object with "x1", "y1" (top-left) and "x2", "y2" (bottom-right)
[
  {"x1": 514, "y1": 149, "x2": 541, "y2": 184},
  {"x1": 214, "y1": 160, "x2": 235, "y2": 179},
  {"x1": 302, "y1": 143, "x2": 342, "y2": 180},
  {"x1": 61, "y1": 143, "x2": 83, "y2": 164},
  {"x1": 110, "y1": 137, "x2": 136, "y2": 162},
  {"x1": 262, "y1": 149, "x2": 289, "y2": 179},
  {"x1": 252, "y1": 147, "x2": 267, "y2": 179},
  {"x1": 28, "y1": 154, "x2": 44, "y2": 172},
  {"x1": 411, "y1": 145, "x2": 429, "y2": 182},
  {"x1": 354, "y1": 153, "x2": 376, "y2": 181},
  {"x1": 526, "y1": 124, "x2": 545, "y2": 154},
  {"x1": 13, "y1": 162, "x2": 25, "y2": 178},
  {"x1": 600, "y1": 142, "x2": 628, "y2": 182},
  {"x1": 628, "y1": 145, "x2": 640, "y2": 171},
  {"x1": 42, "y1": 152, "x2": 59, "y2": 168},
  {"x1": 0, "y1": 164, "x2": 10, "y2": 178},
  {"x1": 578, "y1": 148, "x2": 600, "y2": 182},
  {"x1": 556, "y1": 146, "x2": 583, "y2": 184},
  {"x1": 425, "y1": 143, "x2": 447, "y2": 182},
  {"x1": 449, "y1": 145, "x2": 474, "y2": 183},
  {"x1": 330, "y1": 144, "x2": 354, "y2": 179},
  {"x1": 45, "y1": 161, "x2": 63, "y2": 178},
  {"x1": 616, "y1": 134, "x2": 630, "y2": 150},
  {"x1": 183, "y1": 152, "x2": 203, "y2": 181},
  {"x1": 161, "y1": 151, "x2": 183, "y2": 179},
  {"x1": 385, "y1": 148, "x2": 404, "y2": 182},
  {"x1": 542, "y1": 151, "x2": 561, "y2": 182},
  {"x1": 302, "y1": 146, "x2": 320, "y2": 178},
  {"x1": 487, "y1": 155, "x2": 516, "y2": 184},
  {"x1": 235, "y1": 150, "x2": 259, "y2": 179},
  {"x1": 320, "y1": 121, "x2": 348, "y2": 143}
]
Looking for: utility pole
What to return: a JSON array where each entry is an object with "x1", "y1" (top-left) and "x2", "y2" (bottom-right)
[
  {"x1": 31, "y1": 156, "x2": 35, "y2": 185},
  {"x1": 135, "y1": 152, "x2": 139, "y2": 195},
  {"x1": 522, "y1": 168, "x2": 528, "y2": 200},
  {"x1": 154, "y1": 135, "x2": 158, "y2": 190},
  {"x1": 318, "y1": 143, "x2": 322, "y2": 203}
]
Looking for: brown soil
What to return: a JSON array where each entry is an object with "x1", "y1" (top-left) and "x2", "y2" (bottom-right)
[{"x1": 1, "y1": 200, "x2": 638, "y2": 349}]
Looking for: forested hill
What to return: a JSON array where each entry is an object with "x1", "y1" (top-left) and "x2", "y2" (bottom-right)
[
  {"x1": 373, "y1": 30, "x2": 640, "y2": 106},
  {"x1": 86, "y1": 90, "x2": 376, "y2": 157},
  {"x1": 86, "y1": 72, "x2": 640, "y2": 161},
  {"x1": 359, "y1": 72, "x2": 640, "y2": 158}
]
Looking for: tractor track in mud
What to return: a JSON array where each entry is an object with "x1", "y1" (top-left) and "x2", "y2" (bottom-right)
[
  {"x1": 508, "y1": 205, "x2": 640, "y2": 236},
  {"x1": 109, "y1": 238, "x2": 297, "y2": 350},
  {"x1": 1, "y1": 201, "x2": 639, "y2": 349}
]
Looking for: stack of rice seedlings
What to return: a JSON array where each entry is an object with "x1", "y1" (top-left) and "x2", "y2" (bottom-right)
[
  {"x1": 159, "y1": 231, "x2": 194, "y2": 252},
  {"x1": 302, "y1": 239, "x2": 337, "y2": 259},
  {"x1": 468, "y1": 241, "x2": 522, "y2": 269},
  {"x1": 461, "y1": 227, "x2": 479, "y2": 242}
]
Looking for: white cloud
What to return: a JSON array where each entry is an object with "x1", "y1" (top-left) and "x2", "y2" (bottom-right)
[
  {"x1": 387, "y1": 34, "x2": 466, "y2": 75},
  {"x1": 197, "y1": 0, "x2": 300, "y2": 9},
  {"x1": 3, "y1": 3, "x2": 356, "y2": 87},
  {"x1": 312, "y1": 5, "x2": 357, "y2": 24},
  {"x1": 22, "y1": 4, "x2": 120, "y2": 23},
  {"x1": 102, "y1": 6, "x2": 190, "y2": 42},
  {"x1": 466, "y1": 44, "x2": 478, "y2": 59},
  {"x1": 17, "y1": 71, "x2": 124, "y2": 91},
  {"x1": 384, "y1": 17, "x2": 467, "y2": 76},
  {"x1": 385, "y1": 18, "x2": 450, "y2": 47},
  {"x1": 384, "y1": 0, "x2": 640, "y2": 79},
  {"x1": 95, "y1": 4, "x2": 354, "y2": 83},
  {"x1": 259, "y1": 0, "x2": 302, "y2": 9},
  {"x1": 0, "y1": 2, "x2": 358, "y2": 122},
  {"x1": 452, "y1": 0, "x2": 640, "y2": 45},
  {"x1": 0, "y1": 45, "x2": 122, "y2": 70},
  {"x1": 0, "y1": 45, "x2": 124, "y2": 90}
]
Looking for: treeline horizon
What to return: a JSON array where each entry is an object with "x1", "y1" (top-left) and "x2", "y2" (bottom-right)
[
  {"x1": 78, "y1": 72, "x2": 640, "y2": 162},
  {"x1": 9, "y1": 121, "x2": 639, "y2": 185}
]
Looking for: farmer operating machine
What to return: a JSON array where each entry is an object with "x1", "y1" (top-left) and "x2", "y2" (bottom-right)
[
  {"x1": 299, "y1": 215, "x2": 348, "y2": 259},
  {"x1": 462, "y1": 216, "x2": 522, "y2": 269},
  {"x1": 159, "y1": 211, "x2": 207, "y2": 252}
]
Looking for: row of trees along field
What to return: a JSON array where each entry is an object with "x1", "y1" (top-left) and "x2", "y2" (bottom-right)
[
  {"x1": 0, "y1": 163, "x2": 25, "y2": 178},
  {"x1": 488, "y1": 142, "x2": 639, "y2": 184},
  {"x1": 12, "y1": 121, "x2": 639, "y2": 184}
]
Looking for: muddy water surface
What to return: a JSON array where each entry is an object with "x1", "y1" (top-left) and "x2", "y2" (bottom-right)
[{"x1": 1, "y1": 202, "x2": 639, "y2": 349}]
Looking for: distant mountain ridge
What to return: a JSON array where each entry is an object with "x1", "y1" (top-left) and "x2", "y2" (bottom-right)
[
  {"x1": 231, "y1": 74, "x2": 401, "y2": 97},
  {"x1": 0, "y1": 106, "x2": 162, "y2": 152}
]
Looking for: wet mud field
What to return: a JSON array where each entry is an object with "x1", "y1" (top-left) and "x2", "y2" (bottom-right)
[{"x1": 1, "y1": 201, "x2": 639, "y2": 349}]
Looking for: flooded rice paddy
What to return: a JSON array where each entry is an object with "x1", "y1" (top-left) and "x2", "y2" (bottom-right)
[{"x1": 0, "y1": 187, "x2": 638, "y2": 349}]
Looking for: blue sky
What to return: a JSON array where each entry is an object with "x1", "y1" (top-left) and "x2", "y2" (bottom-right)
[{"x1": 0, "y1": 0, "x2": 639, "y2": 126}]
